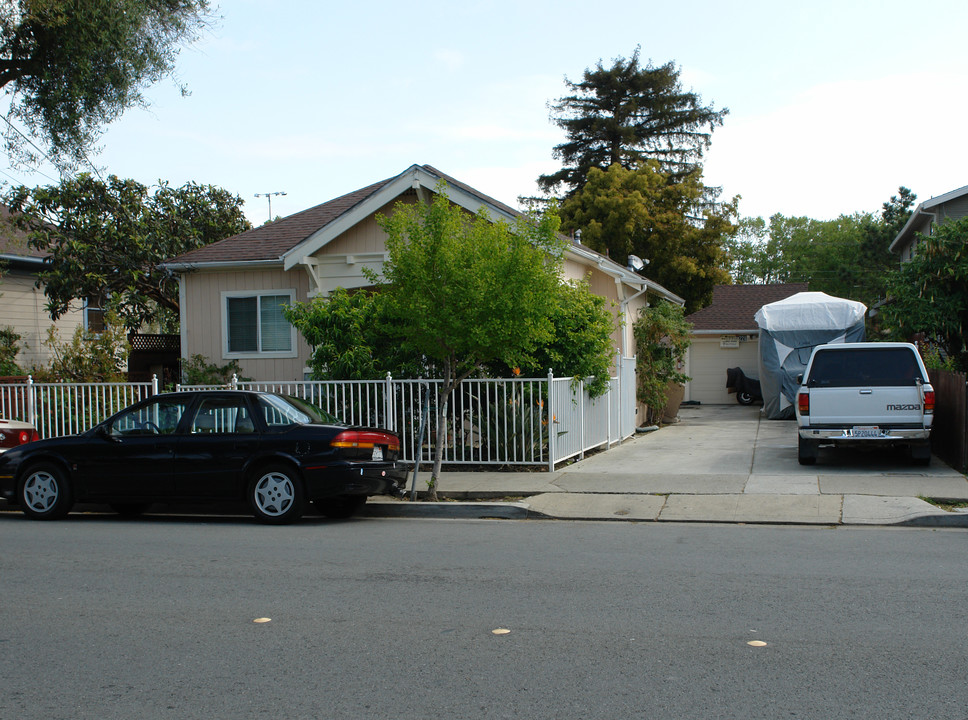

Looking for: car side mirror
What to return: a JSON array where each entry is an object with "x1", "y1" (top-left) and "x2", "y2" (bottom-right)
[
  {"x1": 796, "y1": 373, "x2": 804, "y2": 385},
  {"x1": 97, "y1": 425, "x2": 120, "y2": 443}
]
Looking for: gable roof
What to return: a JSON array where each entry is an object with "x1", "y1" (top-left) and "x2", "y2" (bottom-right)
[
  {"x1": 162, "y1": 164, "x2": 684, "y2": 304},
  {"x1": 890, "y1": 183, "x2": 968, "y2": 253},
  {"x1": 685, "y1": 283, "x2": 809, "y2": 333},
  {"x1": 165, "y1": 164, "x2": 521, "y2": 269}
]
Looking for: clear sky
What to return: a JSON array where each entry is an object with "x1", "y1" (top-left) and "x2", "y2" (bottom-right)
[{"x1": 3, "y1": 0, "x2": 967, "y2": 227}]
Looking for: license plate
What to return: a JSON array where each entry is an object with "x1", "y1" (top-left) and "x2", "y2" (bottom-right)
[
  {"x1": 372, "y1": 446, "x2": 384, "y2": 461},
  {"x1": 851, "y1": 426, "x2": 881, "y2": 438}
]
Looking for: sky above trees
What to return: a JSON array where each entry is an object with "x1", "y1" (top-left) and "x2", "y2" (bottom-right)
[{"x1": 2, "y1": 0, "x2": 966, "y2": 227}]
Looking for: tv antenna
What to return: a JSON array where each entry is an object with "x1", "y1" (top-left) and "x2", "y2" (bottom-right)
[{"x1": 254, "y1": 191, "x2": 287, "y2": 221}]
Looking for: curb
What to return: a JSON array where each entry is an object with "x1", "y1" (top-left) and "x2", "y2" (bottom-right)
[{"x1": 364, "y1": 497, "x2": 968, "y2": 527}]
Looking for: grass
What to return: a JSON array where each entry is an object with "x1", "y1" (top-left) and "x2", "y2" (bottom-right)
[{"x1": 919, "y1": 496, "x2": 968, "y2": 512}]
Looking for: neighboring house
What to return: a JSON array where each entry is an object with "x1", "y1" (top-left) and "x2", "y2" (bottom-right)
[
  {"x1": 0, "y1": 206, "x2": 85, "y2": 371},
  {"x1": 890, "y1": 184, "x2": 968, "y2": 261},
  {"x1": 683, "y1": 283, "x2": 808, "y2": 404},
  {"x1": 163, "y1": 164, "x2": 683, "y2": 388}
]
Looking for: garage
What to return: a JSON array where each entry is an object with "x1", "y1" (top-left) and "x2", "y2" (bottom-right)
[{"x1": 683, "y1": 284, "x2": 807, "y2": 405}]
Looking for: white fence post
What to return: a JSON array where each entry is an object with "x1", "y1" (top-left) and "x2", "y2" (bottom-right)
[
  {"x1": 152, "y1": 374, "x2": 159, "y2": 396},
  {"x1": 384, "y1": 372, "x2": 394, "y2": 431},
  {"x1": 27, "y1": 374, "x2": 36, "y2": 428},
  {"x1": 547, "y1": 368, "x2": 555, "y2": 473}
]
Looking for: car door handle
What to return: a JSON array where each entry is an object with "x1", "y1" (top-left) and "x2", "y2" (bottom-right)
[{"x1": 859, "y1": 389, "x2": 872, "y2": 394}]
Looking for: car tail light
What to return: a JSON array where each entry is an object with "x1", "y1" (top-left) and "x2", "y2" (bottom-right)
[
  {"x1": 16, "y1": 429, "x2": 39, "y2": 445},
  {"x1": 331, "y1": 430, "x2": 401, "y2": 452},
  {"x1": 798, "y1": 391, "x2": 809, "y2": 416},
  {"x1": 923, "y1": 389, "x2": 935, "y2": 414}
]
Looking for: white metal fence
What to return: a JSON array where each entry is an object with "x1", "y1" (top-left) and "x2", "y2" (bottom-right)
[
  {"x1": 0, "y1": 376, "x2": 158, "y2": 440},
  {"x1": 1, "y1": 360, "x2": 638, "y2": 470}
]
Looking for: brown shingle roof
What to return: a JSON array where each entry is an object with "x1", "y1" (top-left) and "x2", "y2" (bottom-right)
[
  {"x1": 165, "y1": 164, "x2": 530, "y2": 267},
  {"x1": 166, "y1": 176, "x2": 396, "y2": 265},
  {"x1": 686, "y1": 284, "x2": 809, "y2": 331}
]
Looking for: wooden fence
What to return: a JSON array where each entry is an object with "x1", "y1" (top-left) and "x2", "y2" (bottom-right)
[{"x1": 931, "y1": 369, "x2": 968, "y2": 473}]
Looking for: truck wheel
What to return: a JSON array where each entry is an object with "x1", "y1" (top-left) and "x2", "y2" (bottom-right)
[{"x1": 798, "y1": 436, "x2": 819, "y2": 465}]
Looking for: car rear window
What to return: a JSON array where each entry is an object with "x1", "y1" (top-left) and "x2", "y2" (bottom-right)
[{"x1": 807, "y1": 347, "x2": 925, "y2": 387}]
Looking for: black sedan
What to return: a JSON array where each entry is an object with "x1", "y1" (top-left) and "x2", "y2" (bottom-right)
[{"x1": 0, "y1": 391, "x2": 407, "y2": 524}]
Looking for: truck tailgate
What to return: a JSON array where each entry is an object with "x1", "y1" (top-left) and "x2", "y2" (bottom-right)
[{"x1": 807, "y1": 385, "x2": 925, "y2": 426}]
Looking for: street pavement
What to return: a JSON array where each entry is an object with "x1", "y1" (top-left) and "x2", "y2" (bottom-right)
[{"x1": 365, "y1": 404, "x2": 968, "y2": 527}]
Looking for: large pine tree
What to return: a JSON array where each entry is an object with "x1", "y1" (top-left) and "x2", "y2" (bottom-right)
[{"x1": 538, "y1": 47, "x2": 728, "y2": 198}]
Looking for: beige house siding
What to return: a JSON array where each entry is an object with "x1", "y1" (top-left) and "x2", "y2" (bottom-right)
[
  {"x1": 180, "y1": 267, "x2": 312, "y2": 381},
  {"x1": 0, "y1": 269, "x2": 84, "y2": 370}
]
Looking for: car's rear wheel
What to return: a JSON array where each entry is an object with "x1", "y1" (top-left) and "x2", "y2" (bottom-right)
[
  {"x1": 737, "y1": 391, "x2": 755, "y2": 405},
  {"x1": 19, "y1": 464, "x2": 73, "y2": 520},
  {"x1": 315, "y1": 495, "x2": 366, "y2": 519},
  {"x1": 797, "y1": 436, "x2": 819, "y2": 465},
  {"x1": 249, "y1": 465, "x2": 304, "y2": 525}
]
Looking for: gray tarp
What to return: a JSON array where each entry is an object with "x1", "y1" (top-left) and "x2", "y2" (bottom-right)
[{"x1": 754, "y1": 292, "x2": 867, "y2": 419}]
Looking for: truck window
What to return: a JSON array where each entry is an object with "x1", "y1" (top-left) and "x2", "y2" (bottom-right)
[{"x1": 807, "y1": 348, "x2": 924, "y2": 388}]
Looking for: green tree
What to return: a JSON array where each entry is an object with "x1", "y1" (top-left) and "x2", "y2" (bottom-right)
[
  {"x1": 5, "y1": 174, "x2": 251, "y2": 330},
  {"x1": 0, "y1": 0, "x2": 211, "y2": 170},
  {"x1": 722, "y1": 187, "x2": 915, "y2": 310},
  {"x1": 486, "y1": 278, "x2": 616, "y2": 397},
  {"x1": 284, "y1": 287, "x2": 426, "y2": 381},
  {"x1": 561, "y1": 162, "x2": 736, "y2": 312},
  {"x1": 0, "y1": 326, "x2": 22, "y2": 375},
  {"x1": 538, "y1": 47, "x2": 728, "y2": 198},
  {"x1": 633, "y1": 300, "x2": 692, "y2": 425},
  {"x1": 881, "y1": 217, "x2": 968, "y2": 370},
  {"x1": 376, "y1": 186, "x2": 566, "y2": 500},
  {"x1": 34, "y1": 312, "x2": 131, "y2": 382}
]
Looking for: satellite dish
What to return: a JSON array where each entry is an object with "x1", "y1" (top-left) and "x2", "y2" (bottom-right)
[{"x1": 627, "y1": 254, "x2": 648, "y2": 272}]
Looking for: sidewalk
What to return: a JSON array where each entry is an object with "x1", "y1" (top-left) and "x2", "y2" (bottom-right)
[{"x1": 365, "y1": 404, "x2": 968, "y2": 527}]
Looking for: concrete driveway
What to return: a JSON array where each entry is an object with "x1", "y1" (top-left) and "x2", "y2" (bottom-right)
[{"x1": 555, "y1": 403, "x2": 968, "y2": 499}]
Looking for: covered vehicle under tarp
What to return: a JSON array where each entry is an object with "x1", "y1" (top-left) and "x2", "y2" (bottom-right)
[{"x1": 754, "y1": 292, "x2": 867, "y2": 419}]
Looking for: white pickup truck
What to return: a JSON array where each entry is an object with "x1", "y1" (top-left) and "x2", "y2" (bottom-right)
[{"x1": 795, "y1": 342, "x2": 935, "y2": 465}]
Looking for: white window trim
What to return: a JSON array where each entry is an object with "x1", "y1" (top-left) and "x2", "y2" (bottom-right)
[{"x1": 221, "y1": 289, "x2": 298, "y2": 360}]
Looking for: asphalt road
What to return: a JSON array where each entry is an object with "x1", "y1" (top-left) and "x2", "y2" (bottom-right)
[{"x1": 2, "y1": 513, "x2": 967, "y2": 719}]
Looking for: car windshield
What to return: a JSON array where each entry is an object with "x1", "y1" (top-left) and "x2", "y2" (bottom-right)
[{"x1": 256, "y1": 394, "x2": 344, "y2": 427}]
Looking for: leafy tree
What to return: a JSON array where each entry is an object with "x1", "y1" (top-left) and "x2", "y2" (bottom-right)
[
  {"x1": 538, "y1": 47, "x2": 728, "y2": 198},
  {"x1": 486, "y1": 278, "x2": 616, "y2": 397},
  {"x1": 284, "y1": 287, "x2": 427, "y2": 381},
  {"x1": 179, "y1": 354, "x2": 249, "y2": 386},
  {"x1": 375, "y1": 186, "x2": 566, "y2": 500},
  {"x1": 881, "y1": 217, "x2": 968, "y2": 370},
  {"x1": 561, "y1": 162, "x2": 736, "y2": 312},
  {"x1": 33, "y1": 311, "x2": 131, "y2": 382},
  {"x1": 0, "y1": 0, "x2": 211, "y2": 170},
  {"x1": 633, "y1": 300, "x2": 692, "y2": 425},
  {"x1": 0, "y1": 326, "x2": 22, "y2": 375},
  {"x1": 5, "y1": 174, "x2": 251, "y2": 330},
  {"x1": 722, "y1": 187, "x2": 916, "y2": 311}
]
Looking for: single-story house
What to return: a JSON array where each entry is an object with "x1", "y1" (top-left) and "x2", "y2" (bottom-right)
[
  {"x1": 683, "y1": 283, "x2": 808, "y2": 404},
  {"x1": 890, "y1": 184, "x2": 968, "y2": 261},
  {"x1": 163, "y1": 164, "x2": 683, "y2": 395},
  {"x1": 0, "y1": 206, "x2": 85, "y2": 370}
]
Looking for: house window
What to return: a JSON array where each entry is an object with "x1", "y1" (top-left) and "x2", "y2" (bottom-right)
[
  {"x1": 223, "y1": 291, "x2": 296, "y2": 357},
  {"x1": 84, "y1": 295, "x2": 105, "y2": 333}
]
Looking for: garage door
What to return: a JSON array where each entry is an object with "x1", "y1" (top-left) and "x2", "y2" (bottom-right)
[{"x1": 685, "y1": 335, "x2": 760, "y2": 404}]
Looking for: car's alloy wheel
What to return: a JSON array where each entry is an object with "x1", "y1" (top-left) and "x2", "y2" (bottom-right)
[
  {"x1": 20, "y1": 464, "x2": 73, "y2": 520},
  {"x1": 249, "y1": 466, "x2": 304, "y2": 524}
]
